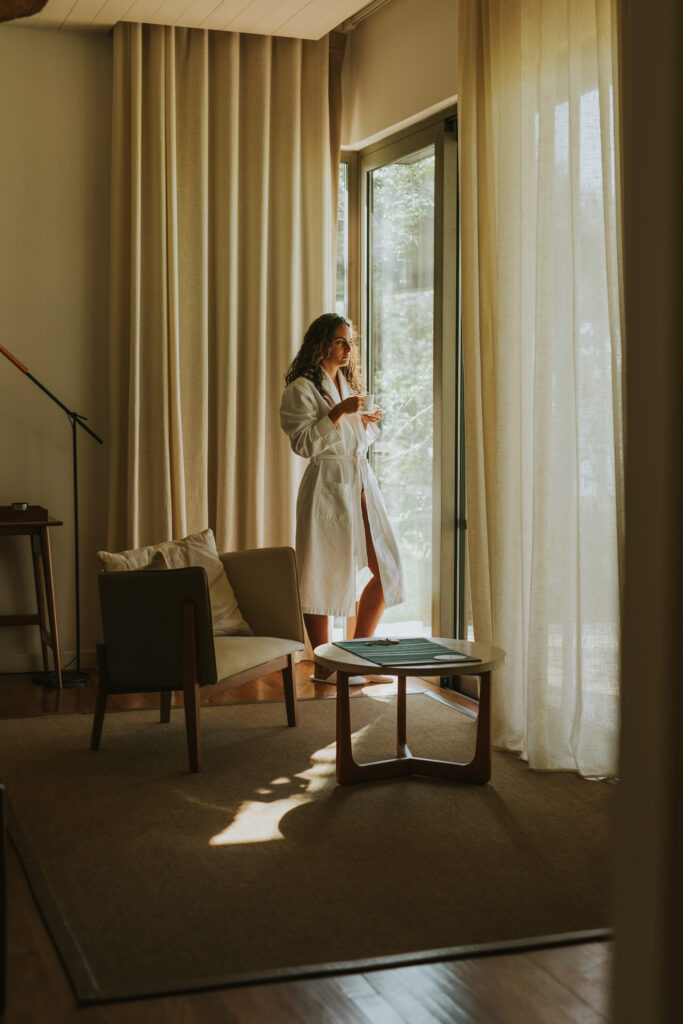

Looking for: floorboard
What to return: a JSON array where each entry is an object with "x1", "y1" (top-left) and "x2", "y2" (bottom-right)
[{"x1": 1, "y1": 664, "x2": 612, "y2": 1022}]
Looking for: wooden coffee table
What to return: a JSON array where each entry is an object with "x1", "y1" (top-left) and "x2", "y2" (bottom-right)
[{"x1": 314, "y1": 639, "x2": 506, "y2": 785}]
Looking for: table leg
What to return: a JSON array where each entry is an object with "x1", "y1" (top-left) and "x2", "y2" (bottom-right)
[
  {"x1": 465, "y1": 670, "x2": 492, "y2": 783},
  {"x1": 31, "y1": 528, "x2": 62, "y2": 689},
  {"x1": 335, "y1": 672, "x2": 355, "y2": 783},
  {"x1": 397, "y1": 674, "x2": 408, "y2": 757},
  {"x1": 336, "y1": 670, "x2": 413, "y2": 785},
  {"x1": 408, "y1": 670, "x2": 492, "y2": 784},
  {"x1": 30, "y1": 533, "x2": 50, "y2": 672},
  {"x1": 40, "y1": 527, "x2": 62, "y2": 690},
  {"x1": 335, "y1": 668, "x2": 494, "y2": 786}
]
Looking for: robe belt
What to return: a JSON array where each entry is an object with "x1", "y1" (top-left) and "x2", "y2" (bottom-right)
[{"x1": 309, "y1": 453, "x2": 369, "y2": 566}]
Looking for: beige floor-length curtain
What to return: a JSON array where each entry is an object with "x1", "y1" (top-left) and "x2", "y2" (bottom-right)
[
  {"x1": 458, "y1": 0, "x2": 624, "y2": 776},
  {"x1": 107, "y1": 22, "x2": 344, "y2": 555}
]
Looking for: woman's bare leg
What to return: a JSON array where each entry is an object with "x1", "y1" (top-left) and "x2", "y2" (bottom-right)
[
  {"x1": 354, "y1": 492, "x2": 386, "y2": 639},
  {"x1": 304, "y1": 613, "x2": 330, "y2": 650},
  {"x1": 304, "y1": 613, "x2": 335, "y2": 679}
]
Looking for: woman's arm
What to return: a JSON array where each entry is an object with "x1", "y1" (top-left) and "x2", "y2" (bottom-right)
[
  {"x1": 280, "y1": 380, "x2": 346, "y2": 459},
  {"x1": 328, "y1": 394, "x2": 364, "y2": 426},
  {"x1": 361, "y1": 406, "x2": 383, "y2": 428},
  {"x1": 361, "y1": 405, "x2": 383, "y2": 444}
]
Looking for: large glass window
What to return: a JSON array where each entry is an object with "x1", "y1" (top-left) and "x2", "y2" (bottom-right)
[
  {"x1": 367, "y1": 148, "x2": 436, "y2": 637},
  {"x1": 335, "y1": 162, "x2": 348, "y2": 316},
  {"x1": 336, "y1": 112, "x2": 463, "y2": 646}
]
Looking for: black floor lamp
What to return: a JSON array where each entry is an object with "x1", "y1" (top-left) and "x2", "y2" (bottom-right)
[{"x1": 0, "y1": 344, "x2": 104, "y2": 687}]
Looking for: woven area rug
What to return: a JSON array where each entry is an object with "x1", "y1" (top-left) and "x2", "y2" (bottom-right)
[{"x1": 0, "y1": 693, "x2": 614, "y2": 1004}]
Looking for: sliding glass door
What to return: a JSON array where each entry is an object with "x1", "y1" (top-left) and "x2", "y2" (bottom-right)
[
  {"x1": 366, "y1": 146, "x2": 436, "y2": 636},
  {"x1": 357, "y1": 115, "x2": 463, "y2": 639}
]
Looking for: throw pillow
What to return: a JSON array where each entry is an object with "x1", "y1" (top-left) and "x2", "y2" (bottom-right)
[
  {"x1": 141, "y1": 551, "x2": 169, "y2": 571},
  {"x1": 97, "y1": 529, "x2": 252, "y2": 636}
]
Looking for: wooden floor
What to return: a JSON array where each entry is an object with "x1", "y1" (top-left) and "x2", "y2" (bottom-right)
[{"x1": 1, "y1": 664, "x2": 613, "y2": 1023}]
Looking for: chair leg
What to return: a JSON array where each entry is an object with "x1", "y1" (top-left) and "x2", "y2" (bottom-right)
[
  {"x1": 182, "y1": 602, "x2": 201, "y2": 772},
  {"x1": 183, "y1": 682, "x2": 201, "y2": 772},
  {"x1": 160, "y1": 691, "x2": 172, "y2": 723},
  {"x1": 282, "y1": 653, "x2": 298, "y2": 727},
  {"x1": 91, "y1": 645, "x2": 109, "y2": 751}
]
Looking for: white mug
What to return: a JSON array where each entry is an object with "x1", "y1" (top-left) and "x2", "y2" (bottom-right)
[{"x1": 362, "y1": 392, "x2": 375, "y2": 413}]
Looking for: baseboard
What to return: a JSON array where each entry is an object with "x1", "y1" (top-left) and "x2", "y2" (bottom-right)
[{"x1": 0, "y1": 648, "x2": 96, "y2": 674}]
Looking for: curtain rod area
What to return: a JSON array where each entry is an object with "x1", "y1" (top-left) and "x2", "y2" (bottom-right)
[{"x1": 339, "y1": 0, "x2": 394, "y2": 33}]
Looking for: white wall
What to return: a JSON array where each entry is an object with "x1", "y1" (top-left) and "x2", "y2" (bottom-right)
[
  {"x1": 0, "y1": 25, "x2": 112, "y2": 671},
  {"x1": 341, "y1": 0, "x2": 457, "y2": 148}
]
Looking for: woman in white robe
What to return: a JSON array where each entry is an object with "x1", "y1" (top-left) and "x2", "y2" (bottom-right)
[{"x1": 280, "y1": 314, "x2": 405, "y2": 680}]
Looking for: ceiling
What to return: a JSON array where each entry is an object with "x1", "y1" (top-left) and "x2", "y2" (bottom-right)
[{"x1": 16, "y1": 0, "x2": 373, "y2": 39}]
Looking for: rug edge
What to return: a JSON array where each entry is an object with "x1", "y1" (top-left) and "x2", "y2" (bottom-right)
[
  {"x1": 5, "y1": 697, "x2": 612, "y2": 1008},
  {"x1": 7, "y1": 799, "x2": 104, "y2": 1003},
  {"x1": 9, "y1": 795, "x2": 613, "y2": 1008},
  {"x1": 73, "y1": 927, "x2": 613, "y2": 1006}
]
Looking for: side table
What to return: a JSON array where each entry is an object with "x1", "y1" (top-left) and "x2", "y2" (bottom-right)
[
  {"x1": 314, "y1": 638, "x2": 506, "y2": 785},
  {"x1": 0, "y1": 513, "x2": 63, "y2": 689}
]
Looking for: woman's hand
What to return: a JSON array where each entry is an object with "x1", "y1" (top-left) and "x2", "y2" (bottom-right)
[
  {"x1": 328, "y1": 394, "x2": 364, "y2": 425},
  {"x1": 361, "y1": 405, "x2": 383, "y2": 427}
]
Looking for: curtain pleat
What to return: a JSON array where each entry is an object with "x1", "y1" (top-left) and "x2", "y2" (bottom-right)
[
  {"x1": 458, "y1": 0, "x2": 624, "y2": 776},
  {"x1": 108, "y1": 22, "x2": 339, "y2": 556}
]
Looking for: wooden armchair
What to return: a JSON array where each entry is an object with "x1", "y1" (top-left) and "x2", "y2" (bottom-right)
[{"x1": 92, "y1": 547, "x2": 305, "y2": 772}]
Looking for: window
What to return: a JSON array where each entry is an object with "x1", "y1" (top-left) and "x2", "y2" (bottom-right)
[
  {"x1": 336, "y1": 161, "x2": 349, "y2": 316},
  {"x1": 367, "y1": 146, "x2": 436, "y2": 637},
  {"x1": 337, "y1": 110, "x2": 466, "y2": 642}
]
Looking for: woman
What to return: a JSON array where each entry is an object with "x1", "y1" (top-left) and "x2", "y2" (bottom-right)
[{"x1": 280, "y1": 313, "x2": 405, "y2": 682}]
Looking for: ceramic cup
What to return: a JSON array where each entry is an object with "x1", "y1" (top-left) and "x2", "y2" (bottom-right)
[{"x1": 362, "y1": 392, "x2": 375, "y2": 413}]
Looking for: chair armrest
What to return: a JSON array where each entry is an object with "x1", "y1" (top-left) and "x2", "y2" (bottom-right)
[{"x1": 219, "y1": 547, "x2": 304, "y2": 644}]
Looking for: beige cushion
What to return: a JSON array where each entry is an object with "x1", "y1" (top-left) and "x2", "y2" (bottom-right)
[
  {"x1": 213, "y1": 636, "x2": 304, "y2": 683},
  {"x1": 141, "y1": 551, "x2": 169, "y2": 571},
  {"x1": 97, "y1": 529, "x2": 252, "y2": 637}
]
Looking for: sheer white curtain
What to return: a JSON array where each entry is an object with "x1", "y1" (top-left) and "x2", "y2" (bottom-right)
[
  {"x1": 107, "y1": 22, "x2": 343, "y2": 555},
  {"x1": 458, "y1": 0, "x2": 623, "y2": 775}
]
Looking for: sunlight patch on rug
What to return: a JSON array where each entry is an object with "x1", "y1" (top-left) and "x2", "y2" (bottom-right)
[{"x1": 209, "y1": 741, "x2": 340, "y2": 845}]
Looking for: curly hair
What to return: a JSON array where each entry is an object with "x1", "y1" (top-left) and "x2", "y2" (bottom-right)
[{"x1": 285, "y1": 314, "x2": 365, "y2": 400}]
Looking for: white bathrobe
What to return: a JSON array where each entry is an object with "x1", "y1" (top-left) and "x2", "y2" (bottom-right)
[{"x1": 280, "y1": 370, "x2": 406, "y2": 617}]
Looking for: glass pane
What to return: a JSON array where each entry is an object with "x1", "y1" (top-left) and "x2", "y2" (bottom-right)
[
  {"x1": 335, "y1": 162, "x2": 348, "y2": 316},
  {"x1": 368, "y1": 147, "x2": 435, "y2": 637}
]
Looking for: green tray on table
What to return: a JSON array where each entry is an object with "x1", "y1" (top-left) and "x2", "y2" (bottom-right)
[{"x1": 333, "y1": 637, "x2": 481, "y2": 667}]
